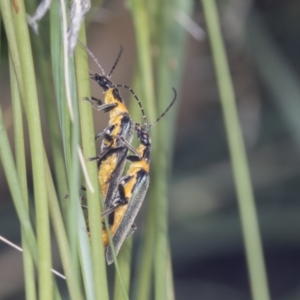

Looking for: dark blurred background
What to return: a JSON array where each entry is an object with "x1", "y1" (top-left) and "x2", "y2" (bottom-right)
[{"x1": 1, "y1": 0, "x2": 300, "y2": 299}]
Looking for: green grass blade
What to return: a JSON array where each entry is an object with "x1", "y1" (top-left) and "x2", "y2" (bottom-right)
[
  {"x1": 75, "y1": 27, "x2": 109, "y2": 300},
  {"x1": 128, "y1": 2, "x2": 156, "y2": 299},
  {"x1": 77, "y1": 206, "x2": 96, "y2": 300},
  {"x1": 26, "y1": 10, "x2": 70, "y2": 275},
  {"x1": 129, "y1": 0, "x2": 156, "y2": 122},
  {"x1": 0, "y1": 1, "x2": 24, "y2": 95},
  {"x1": 51, "y1": 1, "x2": 84, "y2": 295},
  {"x1": 113, "y1": 238, "x2": 133, "y2": 300},
  {"x1": 9, "y1": 55, "x2": 37, "y2": 300},
  {"x1": 11, "y1": 0, "x2": 53, "y2": 298},
  {"x1": 153, "y1": 1, "x2": 192, "y2": 299},
  {"x1": 0, "y1": 0, "x2": 40, "y2": 262},
  {"x1": 0, "y1": 102, "x2": 38, "y2": 257},
  {"x1": 50, "y1": 0, "x2": 71, "y2": 170},
  {"x1": 129, "y1": 1, "x2": 192, "y2": 299},
  {"x1": 201, "y1": 1, "x2": 271, "y2": 300},
  {"x1": 30, "y1": 24, "x2": 69, "y2": 206},
  {"x1": 44, "y1": 155, "x2": 83, "y2": 299},
  {"x1": 166, "y1": 249, "x2": 175, "y2": 300}
]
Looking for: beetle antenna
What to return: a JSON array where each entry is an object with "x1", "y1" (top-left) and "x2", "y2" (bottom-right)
[
  {"x1": 116, "y1": 84, "x2": 148, "y2": 127},
  {"x1": 108, "y1": 46, "x2": 123, "y2": 78},
  {"x1": 147, "y1": 88, "x2": 177, "y2": 131},
  {"x1": 77, "y1": 39, "x2": 106, "y2": 76}
]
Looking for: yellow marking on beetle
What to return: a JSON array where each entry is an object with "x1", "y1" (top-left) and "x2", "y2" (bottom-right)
[{"x1": 104, "y1": 89, "x2": 129, "y2": 118}]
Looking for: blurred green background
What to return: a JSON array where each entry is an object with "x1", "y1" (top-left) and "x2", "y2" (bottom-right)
[{"x1": 1, "y1": 0, "x2": 300, "y2": 299}]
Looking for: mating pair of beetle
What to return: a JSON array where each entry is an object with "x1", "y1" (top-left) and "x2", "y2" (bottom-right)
[{"x1": 82, "y1": 44, "x2": 176, "y2": 264}]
